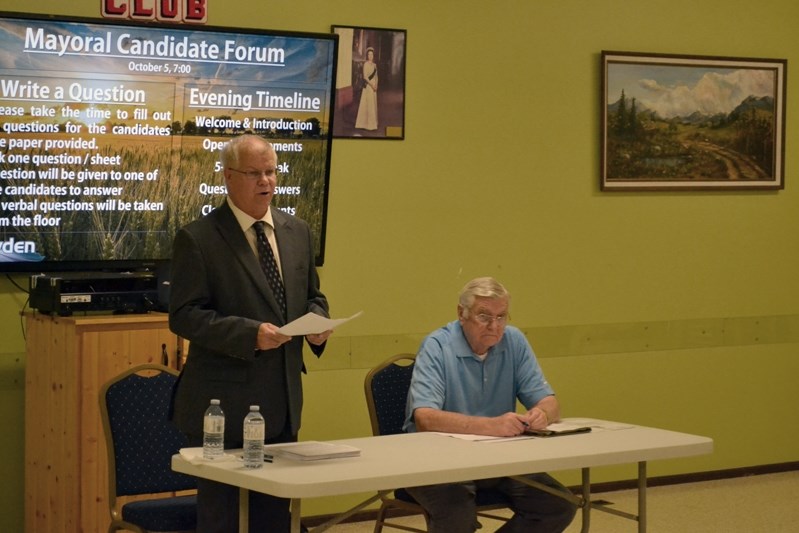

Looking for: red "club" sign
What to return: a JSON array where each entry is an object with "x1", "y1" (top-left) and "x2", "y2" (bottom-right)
[{"x1": 102, "y1": 0, "x2": 207, "y2": 24}]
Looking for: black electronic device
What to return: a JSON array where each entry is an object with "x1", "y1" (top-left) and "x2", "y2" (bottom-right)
[{"x1": 30, "y1": 271, "x2": 160, "y2": 315}]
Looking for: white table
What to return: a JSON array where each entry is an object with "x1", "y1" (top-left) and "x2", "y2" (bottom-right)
[{"x1": 172, "y1": 419, "x2": 713, "y2": 532}]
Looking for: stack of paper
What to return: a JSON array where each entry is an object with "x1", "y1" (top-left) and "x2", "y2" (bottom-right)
[{"x1": 264, "y1": 441, "x2": 361, "y2": 461}]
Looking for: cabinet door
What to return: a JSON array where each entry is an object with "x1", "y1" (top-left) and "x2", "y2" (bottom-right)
[
  {"x1": 25, "y1": 314, "x2": 81, "y2": 533},
  {"x1": 25, "y1": 313, "x2": 183, "y2": 533}
]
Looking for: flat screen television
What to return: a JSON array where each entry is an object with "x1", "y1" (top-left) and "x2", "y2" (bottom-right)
[{"x1": 0, "y1": 11, "x2": 337, "y2": 273}]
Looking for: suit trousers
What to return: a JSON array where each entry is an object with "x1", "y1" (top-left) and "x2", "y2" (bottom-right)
[{"x1": 406, "y1": 472, "x2": 577, "y2": 533}]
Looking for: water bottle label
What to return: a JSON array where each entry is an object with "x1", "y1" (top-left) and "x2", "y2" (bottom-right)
[
  {"x1": 204, "y1": 417, "x2": 224, "y2": 433},
  {"x1": 244, "y1": 424, "x2": 265, "y2": 440}
]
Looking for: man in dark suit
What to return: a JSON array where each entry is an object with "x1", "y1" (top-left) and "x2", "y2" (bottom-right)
[{"x1": 169, "y1": 134, "x2": 331, "y2": 532}]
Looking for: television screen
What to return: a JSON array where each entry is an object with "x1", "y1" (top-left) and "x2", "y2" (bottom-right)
[{"x1": 0, "y1": 11, "x2": 337, "y2": 272}]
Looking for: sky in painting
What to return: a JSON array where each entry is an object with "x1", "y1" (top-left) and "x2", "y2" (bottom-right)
[{"x1": 607, "y1": 62, "x2": 775, "y2": 118}]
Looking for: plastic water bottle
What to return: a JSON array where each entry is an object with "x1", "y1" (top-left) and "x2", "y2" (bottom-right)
[
  {"x1": 243, "y1": 405, "x2": 265, "y2": 468},
  {"x1": 203, "y1": 399, "x2": 225, "y2": 460}
]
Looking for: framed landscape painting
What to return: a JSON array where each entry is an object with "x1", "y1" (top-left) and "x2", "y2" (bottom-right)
[{"x1": 601, "y1": 51, "x2": 786, "y2": 191}]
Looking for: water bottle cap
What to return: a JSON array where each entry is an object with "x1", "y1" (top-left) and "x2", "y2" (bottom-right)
[
  {"x1": 210, "y1": 399, "x2": 220, "y2": 405},
  {"x1": 249, "y1": 405, "x2": 260, "y2": 411}
]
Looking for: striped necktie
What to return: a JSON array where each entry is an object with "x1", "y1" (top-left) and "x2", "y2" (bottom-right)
[{"x1": 252, "y1": 221, "x2": 286, "y2": 316}]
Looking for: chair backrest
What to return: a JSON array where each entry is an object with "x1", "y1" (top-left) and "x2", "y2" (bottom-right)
[
  {"x1": 100, "y1": 364, "x2": 196, "y2": 501},
  {"x1": 364, "y1": 354, "x2": 416, "y2": 436}
]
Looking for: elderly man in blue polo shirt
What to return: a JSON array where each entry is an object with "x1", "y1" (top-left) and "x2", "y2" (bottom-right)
[{"x1": 403, "y1": 277, "x2": 576, "y2": 533}]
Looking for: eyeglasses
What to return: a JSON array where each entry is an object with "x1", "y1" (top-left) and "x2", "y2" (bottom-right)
[
  {"x1": 472, "y1": 313, "x2": 508, "y2": 326},
  {"x1": 228, "y1": 168, "x2": 276, "y2": 180}
]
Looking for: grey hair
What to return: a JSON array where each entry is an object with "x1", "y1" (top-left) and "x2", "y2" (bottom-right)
[
  {"x1": 220, "y1": 134, "x2": 275, "y2": 169},
  {"x1": 458, "y1": 277, "x2": 510, "y2": 312}
]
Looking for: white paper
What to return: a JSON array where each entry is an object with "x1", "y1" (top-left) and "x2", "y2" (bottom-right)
[
  {"x1": 559, "y1": 418, "x2": 634, "y2": 431},
  {"x1": 434, "y1": 417, "x2": 633, "y2": 443},
  {"x1": 435, "y1": 432, "x2": 534, "y2": 442},
  {"x1": 277, "y1": 311, "x2": 363, "y2": 336}
]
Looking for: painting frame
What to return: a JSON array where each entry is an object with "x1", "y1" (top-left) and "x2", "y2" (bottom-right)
[
  {"x1": 601, "y1": 51, "x2": 787, "y2": 191},
  {"x1": 331, "y1": 25, "x2": 407, "y2": 140}
]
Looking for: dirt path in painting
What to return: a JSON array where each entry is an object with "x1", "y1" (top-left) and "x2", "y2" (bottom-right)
[{"x1": 687, "y1": 140, "x2": 768, "y2": 180}]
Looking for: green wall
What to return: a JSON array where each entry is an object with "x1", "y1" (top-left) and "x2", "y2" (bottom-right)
[{"x1": 2, "y1": 0, "x2": 798, "y2": 527}]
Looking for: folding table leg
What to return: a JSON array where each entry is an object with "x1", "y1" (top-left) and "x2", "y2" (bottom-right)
[
  {"x1": 291, "y1": 498, "x2": 303, "y2": 533},
  {"x1": 239, "y1": 488, "x2": 249, "y2": 533},
  {"x1": 638, "y1": 462, "x2": 647, "y2": 533},
  {"x1": 581, "y1": 467, "x2": 591, "y2": 533}
]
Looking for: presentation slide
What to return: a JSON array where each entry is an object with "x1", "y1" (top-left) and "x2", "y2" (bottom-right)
[{"x1": 0, "y1": 13, "x2": 337, "y2": 270}]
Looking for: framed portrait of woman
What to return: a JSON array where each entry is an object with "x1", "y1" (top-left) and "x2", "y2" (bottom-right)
[{"x1": 332, "y1": 25, "x2": 407, "y2": 139}]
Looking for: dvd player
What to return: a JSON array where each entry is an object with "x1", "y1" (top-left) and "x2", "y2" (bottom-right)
[{"x1": 30, "y1": 271, "x2": 161, "y2": 315}]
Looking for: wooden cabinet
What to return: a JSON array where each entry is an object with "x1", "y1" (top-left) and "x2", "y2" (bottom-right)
[{"x1": 24, "y1": 312, "x2": 186, "y2": 533}]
